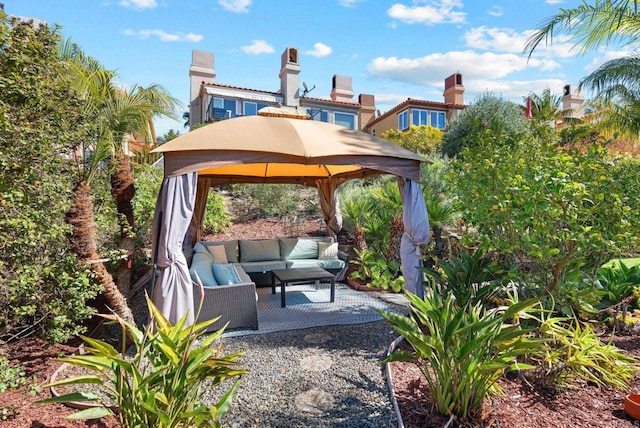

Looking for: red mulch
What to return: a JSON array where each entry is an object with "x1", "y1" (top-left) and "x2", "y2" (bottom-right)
[{"x1": 0, "y1": 338, "x2": 118, "y2": 428}]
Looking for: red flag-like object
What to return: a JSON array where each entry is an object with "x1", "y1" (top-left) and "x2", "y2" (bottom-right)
[{"x1": 525, "y1": 97, "x2": 533, "y2": 119}]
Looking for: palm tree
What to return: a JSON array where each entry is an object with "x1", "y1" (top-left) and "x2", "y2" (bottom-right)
[
  {"x1": 423, "y1": 188, "x2": 456, "y2": 267},
  {"x1": 372, "y1": 180, "x2": 404, "y2": 265},
  {"x1": 525, "y1": 0, "x2": 640, "y2": 138},
  {"x1": 524, "y1": 88, "x2": 576, "y2": 127},
  {"x1": 342, "y1": 196, "x2": 373, "y2": 252},
  {"x1": 59, "y1": 40, "x2": 180, "y2": 325}
]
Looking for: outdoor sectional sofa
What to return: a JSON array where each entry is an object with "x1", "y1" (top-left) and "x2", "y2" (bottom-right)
[{"x1": 187, "y1": 236, "x2": 348, "y2": 332}]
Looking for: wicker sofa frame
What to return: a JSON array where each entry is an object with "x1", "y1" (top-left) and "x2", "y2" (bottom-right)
[{"x1": 195, "y1": 282, "x2": 258, "y2": 332}]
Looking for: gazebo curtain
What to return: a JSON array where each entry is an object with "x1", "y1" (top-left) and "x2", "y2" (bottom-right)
[
  {"x1": 151, "y1": 172, "x2": 198, "y2": 325},
  {"x1": 189, "y1": 176, "x2": 213, "y2": 244},
  {"x1": 316, "y1": 178, "x2": 343, "y2": 238},
  {"x1": 399, "y1": 179, "x2": 430, "y2": 299}
]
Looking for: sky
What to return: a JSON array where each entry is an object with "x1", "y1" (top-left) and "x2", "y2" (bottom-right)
[{"x1": 6, "y1": 0, "x2": 629, "y2": 136}]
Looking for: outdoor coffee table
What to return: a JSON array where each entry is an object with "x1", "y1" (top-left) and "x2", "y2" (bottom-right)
[{"x1": 271, "y1": 267, "x2": 335, "y2": 308}]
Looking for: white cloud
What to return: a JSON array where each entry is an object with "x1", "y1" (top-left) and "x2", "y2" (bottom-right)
[
  {"x1": 303, "y1": 42, "x2": 333, "y2": 57},
  {"x1": 468, "y1": 78, "x2": 569, "y2": 100},
  {"x1": 338, "y1": 0, "x2": 364, "y2": 7},
  {"x1": 241, "y1": 40, "x2": 274, "y2": 54},
  {"x1": 546, "y1": 0, "x2": 564, "y2": 4},
  {"x1": 218, "y1": 0, "x2": 252, "y2": 13},
  {"x1": 367, "y1": 51, "x2": 547, "y2": 86},
  {"x1": 463, "y1": 26, "x2": 578, "y2": 59},
  {"x1": 123, "y1": 29, "x2": 203, "y2": 42},
  {"x1": 487, "y1": 5, "x2": 503, "y2": 17},
  {"x1": 119, "y1": 0, "x2": 157, "y2": 9},
  {"x1": 387, "y1": 0, "x2": 466, "y2": 25},
  {"x1": 584, "y1": 50, "x2": 633, "y2": 73}
]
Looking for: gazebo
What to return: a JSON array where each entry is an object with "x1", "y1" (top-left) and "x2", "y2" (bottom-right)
[{"x1": 150, "y1": 113, "x2": 431, "y2": 325}]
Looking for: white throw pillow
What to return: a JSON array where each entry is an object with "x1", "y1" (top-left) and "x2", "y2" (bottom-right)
[{"x1": 318, "y1": 242, "x2": 339, "y2": 260}]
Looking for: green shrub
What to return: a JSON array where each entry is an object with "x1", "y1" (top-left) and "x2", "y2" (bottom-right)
[
  {"x1": 381, "y1": 125, "x2": 443, "y2": 155},
  {"x1": 40, "y1": 293, "x2": 247, "y2": 427},
  {"x1": 441, "y1": 92, "x2": 530, "y2": 158},
  {"x1": 132, "y1": 163, "x2": 163, "y2": 250},
  {"x1": 380, "y1": 286, "x2": 539, "y2": 425},
  {"x1": 350, "y1": 248, "x2": 404, "y2": 292},
  {"x1": 202, "y1": 190, "x2": 231, "y2": 235},
  {"x1": 0, "y1": 12, "x2": 102, "y2": 343},
  {"x1": 452, "y1": 138, "x2": 638, "y2": 294},
  {"x1": 231, "y1": 183, "x2": 318, "y2": 219}
]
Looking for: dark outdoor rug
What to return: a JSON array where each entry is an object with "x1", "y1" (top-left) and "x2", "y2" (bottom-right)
[{"x1": 222, "y1": 283, "x2": 402, "y2": 337}]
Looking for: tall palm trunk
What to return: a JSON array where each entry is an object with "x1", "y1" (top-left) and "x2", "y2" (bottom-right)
[
  {"x1": 385, "y1": 217, "x2": 403, "y2": 265},
  {"x1": 110, "y1": 152, "x2": 135, "y2": 297},
  {"x1": 66, "y1": 181, "x2": 135, "y2": 328}
]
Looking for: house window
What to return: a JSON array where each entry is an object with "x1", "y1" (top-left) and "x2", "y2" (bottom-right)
[
  {"x1": 246, "y1": 102, "x2": 269, "y2": 116},
  {"x1": 334, "y1": 112, "x2": 356, "y2": 129},
  {"x1": 430, "y1": 111, "x2": 446, "y2": 129},
  {"x1": 307, "y1": 108, "x2": 329, "y2": 122},
  {"x1": 412, "y1": 109, "x2": 428, "y2": 126},
  {"x1": 398, "y1": 111, "x2": 408, "y2": 130},
  {"x1": 244, "y1": 102, "x2": 257, "y2": 116},
  {"x1": 208, "y1": 97, "x2": 237, "y2": 121}
]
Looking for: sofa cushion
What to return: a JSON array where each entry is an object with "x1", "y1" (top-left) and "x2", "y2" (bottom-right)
[
  {"x1": 189, "y1": 252, "x2": 217, "y2": 286},
  {"x1": 240, "y1": 260, "x2": 287, "y2": 273},
  {"x1": 206, "y1": 245, "x2": 228, "y2": 264},
  {"x1": 285, "y1": 259, "x2": 345, "y2": 270},
  {"x1": 240, "y1": 239, "x2": 280, "y2": 262},
  {"x1": 279, "y1": 238, "x2": 319, "y2": 260},
  {"x1": 318, "y1": 242, "x2": 339, "y2": 260},
  {"x1": 212, "y1": 263, "x2": 242, "y2": 285}
]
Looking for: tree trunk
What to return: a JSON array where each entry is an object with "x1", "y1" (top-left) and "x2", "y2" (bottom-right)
[
  {"x1": 354, "y1": 228, "x2": 368, "y2": 252},
  {"x1": 66, "y1": 181, "x2": 136, "y2": 329},
  {"x1": 385, "y1": 217, "x2": 403, "y2": 266},
  {"x1": 110, "y1": 152, "x2": 135, "y2": 297}
]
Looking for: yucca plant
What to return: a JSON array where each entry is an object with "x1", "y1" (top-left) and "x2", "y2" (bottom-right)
[
  {"x1": 379, "y1": 285, "x2": 540, "y2": 425},
  {"x1": 425, "y1": 248, "x2": 507, "y2": 307},
  {"x1": 38, "y1": 288, "x2": 247, "y2": 428}
]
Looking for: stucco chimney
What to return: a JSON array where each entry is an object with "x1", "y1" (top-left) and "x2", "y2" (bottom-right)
[
  {"x1": 562, "y1": 84, "x2": 584, "y2": 119},
  {"x1": 331, "y1": 75, "x2": 354, "y2": 102},
  {"x1": 358, "y1": 94, "x2": 376, "y2": 131},
  {"x1": 443, "y1": 72, "x2": 464, "y2": 105},
  {"x1": 189, "y1": 50, "x2": 216, "y2": 126},
  {"x1": 279, "y1": 47, "x2": 301, "y2": 107}
]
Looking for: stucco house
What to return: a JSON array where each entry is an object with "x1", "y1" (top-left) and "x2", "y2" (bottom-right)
[{"x1": 188, "y1": 47, "x2": 376, "y2": 131}]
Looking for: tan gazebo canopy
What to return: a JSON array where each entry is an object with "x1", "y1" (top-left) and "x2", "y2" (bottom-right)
[
  {"x1": 154, "y1": 115, "x2": 425, "y2": 184},
  {"x1": 150, "y1": 114, "x2": 431, "y2": 325}
]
